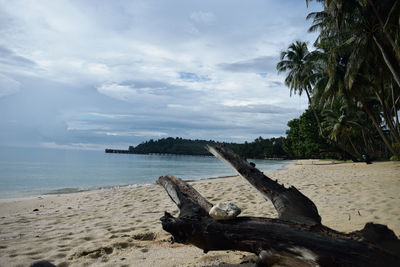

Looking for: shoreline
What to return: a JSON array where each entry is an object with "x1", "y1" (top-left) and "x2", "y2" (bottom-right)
[
  {"x1": 0, "y1": 159, "x2": 294, "y2": 201},
  {"x1": 0, "y1": 175, "x2": 236, "y2": 203},
  {"x1": 1, "y1": 160, "x2": 399, "y2": 266}
]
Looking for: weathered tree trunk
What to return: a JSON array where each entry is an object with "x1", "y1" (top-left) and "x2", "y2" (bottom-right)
[
  {"x1": 305, "y1": 88, "x2": 324, "y2": 138},
  {"x1": 206, "y1": 145, "x2": 321, "y2": 226},
  {"x1": 157, "y1": 144, "x2": 400, "y2": 266}
]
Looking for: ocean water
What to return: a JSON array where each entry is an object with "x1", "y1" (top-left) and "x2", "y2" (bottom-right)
[{"x1": 0, "y1": 147, "x2": 290, "y2": 199}]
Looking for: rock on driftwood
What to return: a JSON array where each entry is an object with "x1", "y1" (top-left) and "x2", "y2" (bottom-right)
[{"x1": 209, "y1": 202, "x2": 241, "y2": 220}]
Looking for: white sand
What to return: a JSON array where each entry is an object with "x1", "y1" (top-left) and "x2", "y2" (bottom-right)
[{"x1": 0, "y1": 160, "x2": 399, "y2": 266}]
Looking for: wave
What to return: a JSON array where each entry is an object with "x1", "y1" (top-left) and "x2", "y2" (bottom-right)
[
  {"x1": 0, "y1": 182, "x2": 155, "y2": 199},
  {"x1": 43, "y1": 183, "x2": 155, "y2": 195}
]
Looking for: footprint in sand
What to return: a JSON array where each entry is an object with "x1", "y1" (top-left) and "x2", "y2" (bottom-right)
[
  {"x1": 24, "y1": 250, "x2": 42, "y2": 256},
  {"x1": 132, "y1": 231, "x2": 156, "y2": 241},
  {"x1": 53, "y1": 252, "x2": 67, "y2": 258},
  {"x1": 112, "y1": 242, "x2": 131, "y2": 249},
  {"x1": 73, "y1": 246, "x2": 114, "y2": 259}
]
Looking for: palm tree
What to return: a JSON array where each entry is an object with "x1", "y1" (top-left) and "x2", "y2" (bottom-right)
[
  {"x1": 307, "y1": 0, "x2": 400, "y2": 86},
  {"x1": 322, "y1": 98, "x2": 368, "y2": 160},
  {"x1": 276, "y1": 41, "x2": 324, "y2": 136},
  {"x1": 305, "y1": 0, "x2": 400, "y2": 159}
]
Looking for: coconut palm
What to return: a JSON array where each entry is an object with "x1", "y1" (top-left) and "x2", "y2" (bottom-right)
[
  {"x1": 306, "y1": 0, "x2": 400, "y2": 87},
  {"x1": 276, "y1": 41, "x2": 324, "y2": 136},
  {"x1": 322, "y1": 98, "x2": 369, "y2": 159},
  {"x1": 305, "y1": 0, "x2": 400, "y2": 159}
]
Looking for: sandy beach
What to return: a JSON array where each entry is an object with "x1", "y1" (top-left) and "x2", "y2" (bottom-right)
[{"x1": 0, "y1": 160, "x2": 399, "y2": 266}]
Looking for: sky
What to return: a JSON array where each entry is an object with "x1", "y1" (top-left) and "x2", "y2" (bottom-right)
[{"x1": 0, "y1": 0, "x2": 321, "y2": 150}]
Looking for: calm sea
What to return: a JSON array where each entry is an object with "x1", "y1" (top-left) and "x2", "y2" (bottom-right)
[{"x1": 0, "y1": 147, "x2": 290, "y2": 199}]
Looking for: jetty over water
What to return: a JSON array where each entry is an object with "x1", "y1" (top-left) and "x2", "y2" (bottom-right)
[{"x1": 105, "y1": 146, "x2": 135, "y2": 154}]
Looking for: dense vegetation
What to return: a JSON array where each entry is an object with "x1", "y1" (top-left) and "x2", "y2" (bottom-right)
[
  {"x1": 131, "y1": 138, "x2": 215, "y2": 156},
  {"x1": 278, "y1": 0, "x2": 400, "y2": 161},
  {"x1": 130, "y1": 137, "x2": 287, "y2": 159},
  {"x1": 283, "y1": 108, "x2": 330, "y2": 159}
]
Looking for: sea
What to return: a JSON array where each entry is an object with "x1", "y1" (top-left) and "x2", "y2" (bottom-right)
[{"x1": 0, "y1": 147, "x2": 290, "y2": 199}]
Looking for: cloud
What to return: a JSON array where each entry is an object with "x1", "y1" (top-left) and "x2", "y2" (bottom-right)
[
  {"x1": 0, "y1": 0, "x2": 319, "y2": 148},
  {"x1": 41, "y1": 142, "x2": 106, "y2": 151},
  {"x1": 190, "y1": 11, "x2": 215, "y2": 24},
  {"x1": 97, "y1": 83, "x2": 137, "y2": 101},
  {"x1": 178, "y1": 72, "x2": 210, "y2": 82},
  {"x1": 0, "y1": 46, "x2": 36, "y2": 68},
  {"x1": 219, "y1": 56, "x2": 278, "y2": 74},
  {"x1": 87, "y1": 112, "x2": 134, "y2": 119},
  {"x1": 0, "y1": 74, "x2": 21, "y2": 97},
  {"x1": 96, "y1": 81, "x2": 202, "y2": 106},
  {"x1": 220, "y1": 103, "x2": 299, "y2": 114},
  {"x1": 100, "y1": 130, "x2": 167, "y2": 137}
]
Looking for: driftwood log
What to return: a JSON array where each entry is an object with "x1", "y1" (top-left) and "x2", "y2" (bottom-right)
[{"x1": 156, "y1": 144, "x2": 400, "y2": 266}]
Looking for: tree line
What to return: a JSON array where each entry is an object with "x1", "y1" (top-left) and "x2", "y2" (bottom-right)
[
  {"x1": 278, "y1": 0, "x2": 399, "y2": 161},
  {"x1": 130, "y1": 137, "x2": 287, "y2": 159}
]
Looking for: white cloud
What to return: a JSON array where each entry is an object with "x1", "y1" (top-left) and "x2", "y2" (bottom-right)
[
  {"x1": 97, "y1": 83, "x2": 137, "y2": 101},
  {"x1": 87, "y1": 63, "x2": 110, "y2": 75},
  {"x1": 88, "y1": 112, "x2": 134, "y2": 119},
  {"x1": 102, "y1": 131, "x2": 167, "y2": 137},
  {"x1": 0, "y1": 0, "x2": 321, "y2": 148}
]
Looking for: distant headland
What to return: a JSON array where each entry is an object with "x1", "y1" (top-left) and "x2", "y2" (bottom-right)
[{"x1": 105, "y1": 137, "x2": 287, "y2": 159}]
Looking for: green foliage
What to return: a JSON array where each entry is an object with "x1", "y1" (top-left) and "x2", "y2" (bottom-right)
[
  {"x1": 130, "y1": 137, "x2": 288, "y2": 159},
  {"x1": 389, "y1": 155, "x2": 398, "y2": 161},
  {"x1": 302, "y1": 0, "x2": 400, "y2": 160},
  {"x1": 275, "y1": 1, "x2": 400, "y2": 160},
  {"x1": 228, "y1": 137, "x2": 287, "y2": 159},
  {"x1": 131, "y1": 137, "x2": 215, "y2": 156},
  {"x1": 283, "y1": 108, "x2": 331, "y2": 158}
]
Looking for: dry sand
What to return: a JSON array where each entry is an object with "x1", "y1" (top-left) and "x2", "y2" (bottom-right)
[{"x1": 0, "y1": 160, "x2": 399, "y2": 266}]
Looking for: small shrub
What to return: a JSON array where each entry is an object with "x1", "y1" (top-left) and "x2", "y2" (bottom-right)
[{"x1": 389, "y1": 155, "x2": 398, "y2": 161}]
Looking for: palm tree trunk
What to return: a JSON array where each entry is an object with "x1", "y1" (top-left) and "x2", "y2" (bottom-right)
[
  {"x1": 336, "y1": 141, "x2": 359, "y2": 162},
  {"x1": 392, "y1": 83, "x2": 400, "y2": 136},
  {"x1": 361, "y1": 129, "x2": 374, "y2": 156},
  {"x1": 366, "y1": 0, "x2": 400, "y2": 64},
  {"x1": 382, "y1": 106, "x2": 400, "y2": 144},
  {"x1": 356, "y1": 93, "x2": 400, "y2": 158},
  {"x1": 348, "y1": 137, "x2": 361, "y2": 158},
  {"x1": 376, "y1": 80, "x2": 400, "y2": 144},
  {"x1": 304, "y1": 88, "x2": 324, "y2": 137},
  {"x1": 373, "y1": 35, "x2": 400, "y2": 88}
]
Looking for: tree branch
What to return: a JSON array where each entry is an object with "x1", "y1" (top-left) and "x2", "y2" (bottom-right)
[{"x1": 206, "y1": 144, "x2": 321, "y2": 226}]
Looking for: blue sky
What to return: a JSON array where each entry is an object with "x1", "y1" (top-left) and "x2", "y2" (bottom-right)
[{"x1": 0, "y1": 0, "x2": 321, "y2": 150}]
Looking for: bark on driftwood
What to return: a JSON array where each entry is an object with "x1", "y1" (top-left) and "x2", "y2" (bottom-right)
[{"x1": 156, "y1": 144, "x2": 400, "y2": 266}]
